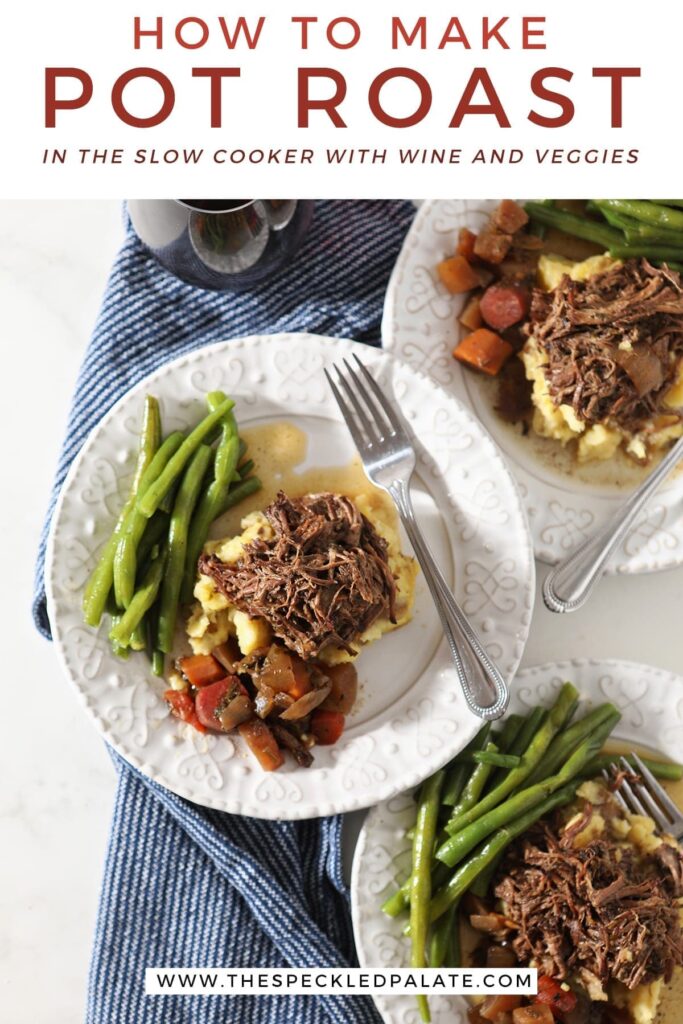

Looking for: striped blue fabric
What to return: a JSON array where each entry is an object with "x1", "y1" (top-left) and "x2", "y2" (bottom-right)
[{"x1": 33, "y1": 201, "x2": 415, "y2": 1024}]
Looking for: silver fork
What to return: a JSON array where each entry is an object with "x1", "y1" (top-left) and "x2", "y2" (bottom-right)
[
  {"x1": 543, "y1": 434, "x2": 683, "y2": 614},
  {"x1": 603, "y1": 753, "x2": 683, "y2": 843},
  {"x1": 325, "y1": 355, "x2": 509, "y2": 721}
]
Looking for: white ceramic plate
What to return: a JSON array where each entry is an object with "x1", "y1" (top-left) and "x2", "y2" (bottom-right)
[
  {"x1": 45, "y1": 332, "x2": 534, "y2": 819},
  {"x1": 351, "y1": 657, "x2": 683, "y2": 1024},
  {"x1": 383, "y1": 200, "x2": 683, "y2": 572}
]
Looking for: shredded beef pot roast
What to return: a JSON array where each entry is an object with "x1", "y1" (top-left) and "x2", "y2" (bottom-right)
[
  {"x1": 527, "y1": 259, "x2": 683, "y2": 433},
  {"x1": 495, "y1": 813, "x2": 683, "y2": 994},
  {"x1": 199, "y1": 492, "x2": 397, "y2": 660}
]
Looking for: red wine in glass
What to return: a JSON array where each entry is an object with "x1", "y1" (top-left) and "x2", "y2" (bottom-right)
[{"x1": 127, "y1": 199, "x2": 314, "y2": 291}]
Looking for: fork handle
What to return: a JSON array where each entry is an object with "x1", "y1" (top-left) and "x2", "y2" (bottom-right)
[
  {"x1": 543, "y1": 434, "x2": 683, "y2": 614},
  {"x1": 390, "y1": 481, "x2": 510, "y2": 721}
]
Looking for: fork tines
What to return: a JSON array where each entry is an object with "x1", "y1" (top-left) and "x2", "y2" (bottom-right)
[
  {"x1": 324, "y1": 355, "x2": 404, "y2": 450},
  {"x1": 603, "y1": 753, "x2": 683, "y2": 840}
]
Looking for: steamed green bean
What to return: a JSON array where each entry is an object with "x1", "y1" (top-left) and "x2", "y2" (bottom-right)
[
  {"x1": 610, "y1": 242, "x2": 683, "y2": 261},
  {"x1": 524, "y1": 203, "x2": 621, "y2": 248},
  {"x1": 599, "y1": 199, "x2": 683, "y2": 233},
  {"x1": 82, "y1": 396, "x2": 162, "y2": 626},
  {"x1": 442, "y1": 724, "x2": 491, "y2": 805},
  {"x1": 109, "y1": 552, "x2": 166, "y2": 648},
  {"x1": 207, "y1": 390, "x2": 240, "y2": 487},
  {"x1": 157, "y1": 445, "x2": 213, "y2": 654},
  {"x1": 472, "y1": 750, "x2": 521, "y2": 769},
  {"x1": 137, "y1": 397, "x2": 234, "y2": 519},
  {"x1": 113, "y1": 432, "x2": 184, "y2": 609},
  {"x1": 410, "y1": 769, "x2": 444, "y2": 1022},
  {"x1": 444, "y1": 682, "x2": 579, "y2": 835},
  {"x1": 525, "y1": 703, "x2": 620, "y2": 787},
  {"x1": 437, "y1": 714, "x2": 619, "y2": 869},
  {"x1": 583, "y1": 752, "x2": 683, "y2": 781},
  {"x1": 429, "y1": 783, "x2": 579, "y2": 923},
  {"x1": 182, "y1": 472, "x2": 262, "y2": 603}
]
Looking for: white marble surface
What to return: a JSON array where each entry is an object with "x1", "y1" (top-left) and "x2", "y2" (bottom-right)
[{"x1": 2, "y1": 201, "x2": 683, "y2": 1024}]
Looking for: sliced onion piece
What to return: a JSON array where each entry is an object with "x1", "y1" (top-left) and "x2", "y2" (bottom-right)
[
  {"x1": 259, "y1": 644, "x2": 298, "y2": 692},
  {"x1": 279, "y1": 683, "x2": 332, "y2": 721},
  {"x1": 320, "y1": 662, "x2": 358, "y2": 715},
  {"x1": 217, "y1": 694, "x2": 253, "y2": 732}
]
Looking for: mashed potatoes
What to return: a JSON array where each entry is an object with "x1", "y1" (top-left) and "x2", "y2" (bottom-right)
[
  {"x1": 521, "y1": 253, "x2": 683, "y2": 462},
  {"x1": 187, "y1": 495, "x2": 417, "y2": 663}
]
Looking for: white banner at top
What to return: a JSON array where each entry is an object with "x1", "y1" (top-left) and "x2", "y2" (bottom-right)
[{"x1": 0, "y1": 0, "x2": 678, "y2": 197}]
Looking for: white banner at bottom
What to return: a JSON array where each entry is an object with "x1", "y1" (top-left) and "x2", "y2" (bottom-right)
[{"x1": 145, "y1": 966, "x2": 537, "y2": 996}]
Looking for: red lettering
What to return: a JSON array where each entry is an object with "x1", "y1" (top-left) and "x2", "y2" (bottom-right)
[
  {"x1": 523, "y1": 17, "x2": 546, "y2": 49},
  {"x1": 450, "y1": 69, "x2": 510, "y2": 127},
  {"x1": 111, "y1": 68, "x2": 175, "y2": 128},
  {"x1": 192, "y1": 68, "x2": 241, "y2": 127},
  {"x1": 327, "y1": 17, "x2": 360, "y2": 48},
  {"x1": 438, "y1": 18, "x2": 470, "y2": 49},
  {"x1": 592, "y1": 67, "x2": 640, "y2": 127},
  {"x1": 298, "y1": 68, "x2": 347, "y2": 127},
  {"x1": 529, "y1": 68, "x2": 574, "y2": 127},
  {"x1": 482, "y1": 17, "x2": 509, "y2": 49},
  {"x1": 133, "y1": 17, "x2": 163, "y2": 49},
  {"x1": 217, "y1": 16, "x2": 266, "y2": 49},
  {"x1": 45, "y1": 68, "x2": 93, "y2": 127},
  {"x1": 368, "y1": 68, "x2": 432, "y2": 127},
  {"x1": 175, "y1": 18, "x2": 209, "y2": 49},
  {"x1": 391, "y1": 17, "x2": 427, "y2": 49},
  {"x1": 292, "y1": 17, "x2": 317, "y2": 48}
]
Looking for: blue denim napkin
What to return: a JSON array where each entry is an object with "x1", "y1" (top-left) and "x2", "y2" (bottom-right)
[{"x1": 33, "y1": 200, "x2": 416, "y2": 1024}]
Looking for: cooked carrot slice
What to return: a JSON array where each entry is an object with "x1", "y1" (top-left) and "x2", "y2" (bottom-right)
[
  {"x1": 437, "y1": 255, "x2": 480, "y2": 294},
  {"x1": 453, "y1": 328, "x2": 514, "y2": 376},
  {"x1": 456, "y1": 227, "x2": 478, "y2": 262},
  {"x1": 310, "y1": 710, "x2": 345, "y2": 745},
  {"x1": 178, "y1": 654, "x2": 225, "y2": 688},
  {"x1": 239, "y1": 719, "x2": 284, "y2": 771},
  {"x1": 480, "y1": 283, "x2": 529, "y2": 332},
  {"x1": 288, "y1": 655, "x2": 312, "y2": 701}
]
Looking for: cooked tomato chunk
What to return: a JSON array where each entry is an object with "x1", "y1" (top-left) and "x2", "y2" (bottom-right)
[
  {"x1": 195, "y1": 676, "x2": 246, "y2": 731},
  {"x1": 534, "y1": 976, "x2": 577, "y2": 1015},
  {"x1": 165, "y1": 689, "x2": 206, "y2": 733}
]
